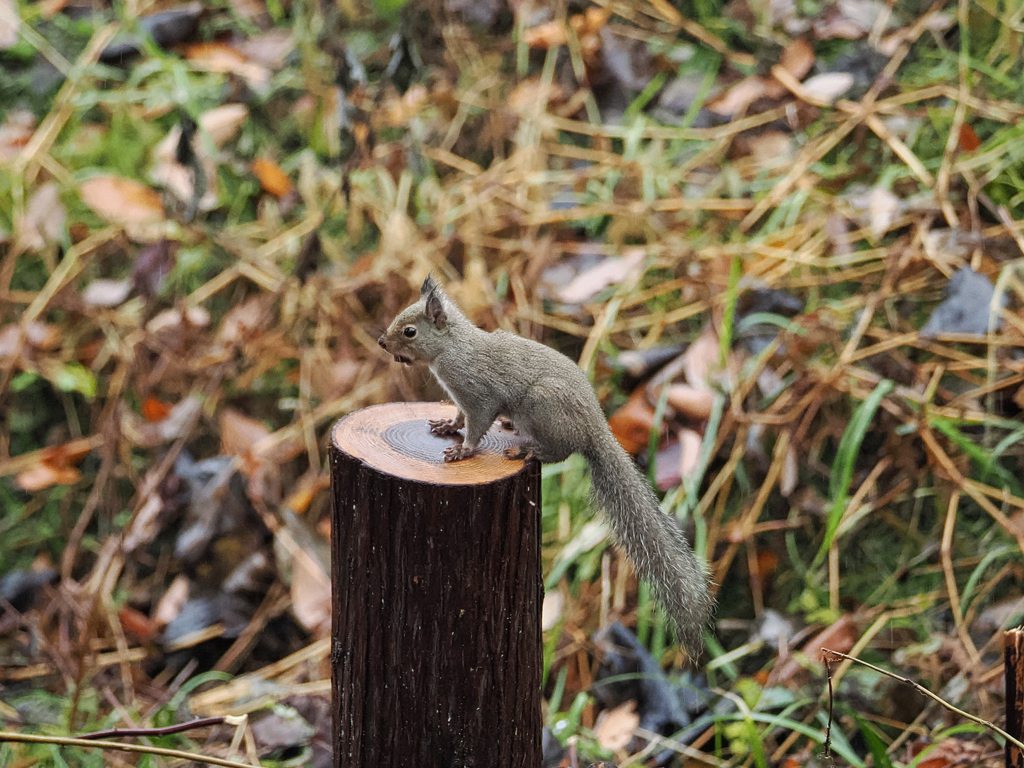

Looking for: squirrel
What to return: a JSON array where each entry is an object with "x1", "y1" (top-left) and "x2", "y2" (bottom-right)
[{"x1": 378, "y1": 276, "x2": 714, "y2": 657}]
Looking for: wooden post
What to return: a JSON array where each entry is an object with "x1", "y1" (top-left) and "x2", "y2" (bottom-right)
[
  {"x1": 1007, "y1": 628, "x2": 1024, "y2": 768},
  {"x1": 330, "y1": 402, "x2": 543, "y2": 768}
]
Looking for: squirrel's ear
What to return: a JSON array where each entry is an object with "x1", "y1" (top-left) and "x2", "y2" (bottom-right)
[
  {"x1": 421, "y1": 274, "x2": 436, "y2": 295},
  {"x1": 423, "y1": 288, "x2": 448, "y2": 330}
]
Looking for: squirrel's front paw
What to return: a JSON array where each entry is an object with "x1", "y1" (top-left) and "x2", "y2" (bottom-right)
[
  {"x1": 429, "y1": 417, "x2": 462, "y2": 436},
  {"x1": 443, "y1": 444, "x2": 476, "y2": 462}
]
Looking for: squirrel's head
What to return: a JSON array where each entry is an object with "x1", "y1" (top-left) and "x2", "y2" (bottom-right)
[{"x1": 377, "y1": 275, "x2": 454, "y2": 365}]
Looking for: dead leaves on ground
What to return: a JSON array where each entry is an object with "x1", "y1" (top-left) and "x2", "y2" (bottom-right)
[{"x1": 0, "y1": 0, "x2": 1023, "y2": 763}]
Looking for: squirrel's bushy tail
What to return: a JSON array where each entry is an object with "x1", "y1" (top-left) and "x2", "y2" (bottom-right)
[{"x1": 584, "y1": 434, "x2": 714, "y2": 657}]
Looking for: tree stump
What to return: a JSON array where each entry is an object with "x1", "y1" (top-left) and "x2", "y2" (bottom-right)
[{"x1": 330, "y1": 402, "x2": 543, "y2": 768}]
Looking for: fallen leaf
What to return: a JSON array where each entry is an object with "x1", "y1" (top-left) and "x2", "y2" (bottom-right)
[
  {"x1": 17, "y1": 182, "x2": 65, "y2": 250},
  {"x1": 0, "y1": 109, "x2": 34, "y2": 161},
  {"x1": 221, "y1": 408, "x2": 273, "y2": 460},
  {"x1": 958, "y1": 124, "x2": 981, "y2": 152},
  {"x1": 238, "y1": 29, "x2": 293, "y2": 69},
  {"x1": 217, "y1": 295, "x2": 271, "y2": 344},
  {"x1": 541, "y1": 591, "x2": 563, "y2": 631},
  {"x1": 15, "y1": 440, "x2": 94, "y2": 491},
  {"x1": 745, "y1": 131, "x2": 794, "y2": 165},
  {"x1": 707, "y1": 76, "x2": 768, "y2": 117},
  {"x1": 151, "y1": 121, "x2": 219, "y2": 213},
  {"x1": 778, "y1": 38, "x2": 814, "y2": 80},
  {"x1": 608, "y1": 388, "x2": 657, "y2": 455},
  {"x1": 183, "y1": 42, "x2": 271, "y2": 90},
  {"x1": 847, "y1": 185, "x2": 901, "y2": 240},
  {"x1": 153, "y1": 575, "x2": 190, "y2": 626},
  {"x1": 680, "y1": 325, "x2": 721, "y2": 392},
  {"x1": 201, "y1": 103, "x2": 249, "y2": 146},
  {"x1": 122, "y1": 396, "x2": 204, "y2": 448},
  {"x1": 80, "y1": 175, "x2": 165, "y2": 226},
  {"x1": 251, "y1": 158, "x2": 294, "y2": 197},
  {"x1": 801, "y1": 72, "x2": 855, "y2": 105},
  {"x1": 119, "y1": 606, "x2": 159, "y2": 641},
  {"x1": 780, "y1": 443, "x2": 798, "y2": 497},
  {"x1": 678, "y1": 427, "x2": 703, "y2": 478},
  {"x1": 506, "y1": 77, "x2": 564, "y2": 114},
  {"x1": 283, "y1": 471, "x2": 330, "y2": 515},
  {"x1": 0, "y1": 0, "x2": 19, "y2": 50},
  {"x1": 594, "y1": 700, "x2": 639, "y2": 751},
  {"x1": 141, "y1": 396, "x2": 172, "y2": 422},
  {"x1": 16, "y1": 462, "x2": 81, "y2": 491},
  {"x1": 146, "y1": 306, "x2": 212, "y2": 335},
  {"x1": 82, "y1": 278, "x2": 132, "y2": 307},
  {"x1": 290, "y1": 548, "x2": 331, "y2": 635},
  {"x1": 557, "y1": 249, "x2": 645, "y2": 304},
  {"x1": 774, "y1": 614, "x2": 859, "y2": 684},
  {"x1": 665, "y1": 383, "x2": 715, "y2": 420},
  {"x1": 0, "y1": 321, "x2": 60, "y2": 358}
]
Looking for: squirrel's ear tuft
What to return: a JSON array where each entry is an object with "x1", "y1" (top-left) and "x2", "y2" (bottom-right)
[
  {"x1": 421, "y1": 274, "x2": 436, "y2": 295},
  {"x1": 423, "y1": 289, "x2": 447, "y2": 330}
]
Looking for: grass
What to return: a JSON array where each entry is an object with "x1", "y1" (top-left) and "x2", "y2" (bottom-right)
[{"x1": 1, "y1": 0, "x2": 1024, "y2": 765}]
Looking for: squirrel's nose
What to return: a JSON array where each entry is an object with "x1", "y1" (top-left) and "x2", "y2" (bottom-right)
[{"x1": 377, "y1": 335, "x2": 387, "y2": 350}]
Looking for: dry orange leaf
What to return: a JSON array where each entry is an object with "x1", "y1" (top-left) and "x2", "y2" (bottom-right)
[
  {"x1": 80, "y1": 175, "x2": 164, "y2": 225},
  {"x1": 959, "y1": 123, "x2": 981, "y2": 152},
  {"x1": 16, "y1": 462, "x2": 81, "y2": 491},
  {"x1": 15, "y1": 441, "x2": 93, "y2": 491},
  {"x1": 608, "y1": 388, "x2": 657, "y2": 455},
  {"x1": 119, "y1": 606, "x2": 159, "y2": 641},
  {"x1": 142, "y1": 396, "x2": 172, "y2": 422},
  {"x1": 251, "y1": 157, "x2": 294, "y2": 197},
  {"x1": 284, "y1": 471, "x2": 331, "y2": 515}
]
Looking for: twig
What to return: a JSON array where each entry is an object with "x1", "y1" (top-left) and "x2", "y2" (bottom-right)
[
  {"x1": 822, "y1": 648, "x2": 1024, "y2": 752},
  {"x1": 0, "y1": 730, "x2": 259, "y2": 768},
  {"x1": 76, "y1": 716, "x2": 227, "y2": 740}
]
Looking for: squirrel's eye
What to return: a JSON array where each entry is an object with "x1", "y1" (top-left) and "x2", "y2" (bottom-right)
[{"x1": 403, "y1": 326, "x2": 417, "y2": 338}]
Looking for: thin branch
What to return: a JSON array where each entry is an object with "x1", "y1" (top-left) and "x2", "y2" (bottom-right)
[
  {"x1": 822, "y1": 648, "x2": 1024, "y2": 752},
  {"x1": 0, "y1": 730, "x2": 259, "y2": 768},
  {"x1": 76, "y1": 716, "x2": 227, "y2": 740}
]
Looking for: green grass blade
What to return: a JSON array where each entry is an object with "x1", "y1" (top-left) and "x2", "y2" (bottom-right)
[
  {"x1": 853, "y1": 714, "x2": 895, "y2": 768},
  {"x1": 815, "y1": 379, "x2": 894, "y2": 566}
]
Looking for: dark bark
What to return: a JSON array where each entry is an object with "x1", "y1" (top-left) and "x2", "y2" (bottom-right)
[
  {"x1": 331, "y1": 402, "x2": 543, "y2": 768},
  {"x1": 1007, "y1": 628, "x2": 1024, "y2": 768}
]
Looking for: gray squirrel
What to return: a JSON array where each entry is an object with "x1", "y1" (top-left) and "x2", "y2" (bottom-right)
[{"x1": 378, "y1": 276, "x2": 714, "y2": 657}]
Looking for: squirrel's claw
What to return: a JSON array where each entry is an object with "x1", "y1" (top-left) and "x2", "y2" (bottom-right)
[
  {"x1": 429, "y1": 417, "x2": 462, "y2": 436},
  {"x1": 443, "y1": 444, "x2": 475, "y2": 462}
]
